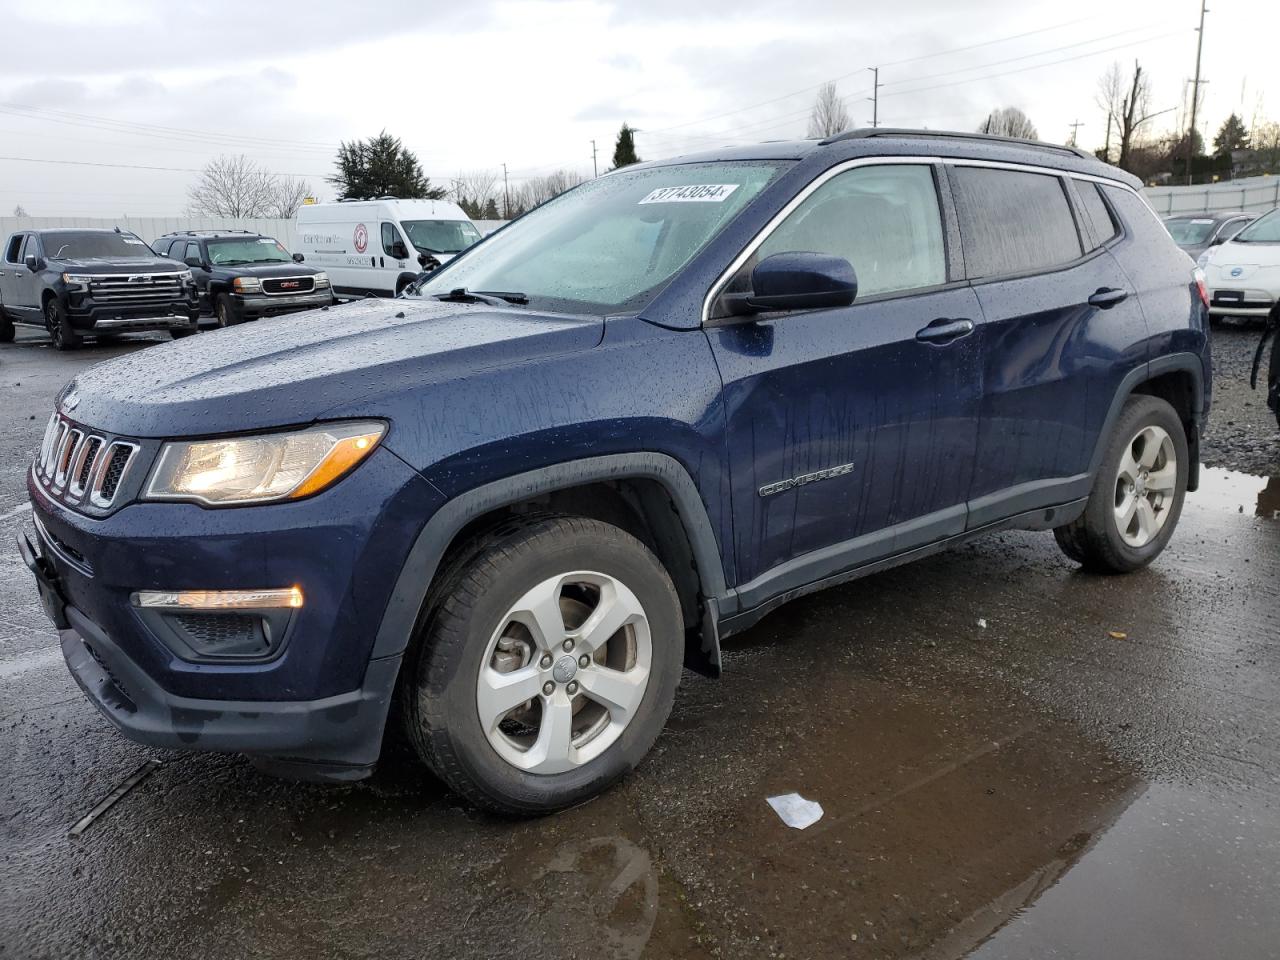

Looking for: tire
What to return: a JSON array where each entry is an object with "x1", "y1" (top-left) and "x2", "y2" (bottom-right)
[
  {"x1": 215, "y1": 294, "x2": 241, "y2": 328},
  {"x1": 169, "y1": 326, "x2": 195, "y2": 339},
  {"x1": 0, "y1": 306, "x2": 14, "y2": 343},
  {"x1": 44, "y1": 298, "x2": 81, "y2": 351},
  {"x1": 1054, "y1": 395, "x2": 1189, "y2": 573},
  {"x1": 401, "y1": 516, "x2": 683, "y2": 815}
]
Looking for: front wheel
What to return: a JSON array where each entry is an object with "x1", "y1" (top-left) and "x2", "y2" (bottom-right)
[
  {"x1": 45, "y1": 299, "x2": 81, "y2": 351},
  {"x1": 0, "y1": 306, "x2": 14, "y2": 343},
  {"x1": 1054, "y1": 395, "x2": 1189, "y2": 573},
  {"x1": 215, "y1": 294, "x2": 241, "y2": 328},
  {"x1": 401, "y1": 516, "x2": 683, "y2": 815}
]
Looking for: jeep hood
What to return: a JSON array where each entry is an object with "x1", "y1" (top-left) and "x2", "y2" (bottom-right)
[{"x1": 63, "y1": 297, "x2": 604, "y2": 437}]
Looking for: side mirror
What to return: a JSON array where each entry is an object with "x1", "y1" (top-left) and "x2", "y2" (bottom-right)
[
  {"x1": 24, "y1": 254, "x2": 38, "y2": 272},
  {"x1": 724, "y1": 252, "x2": 857, "y2": 317},
  {"x1": 292, "y1": 252, "x2": 305, "y2": 263},
  {"x1": 417, "y1": 252, "x2": 440, "y2": 271},
  {"x1": 1210, "y1": 235, "x2": 1227, "y2": 246},
  {"x1": 184, "y1": 256, "x2": 204, "y2": 269}
]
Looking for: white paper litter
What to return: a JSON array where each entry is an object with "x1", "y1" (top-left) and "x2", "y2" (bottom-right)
[
  {"x1": 766, "y1": 793, "x2": 824, "y2": 829},
  {"x1": 977, "y1": 618, "x2": 988, "y2": 629}
]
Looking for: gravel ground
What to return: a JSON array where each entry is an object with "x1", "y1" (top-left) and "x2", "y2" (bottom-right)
[{"x1": 1201, "y1": 323, "x2": 1280, "y2": 477}]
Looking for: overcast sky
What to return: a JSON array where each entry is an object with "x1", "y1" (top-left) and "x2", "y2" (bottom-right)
[{"x1": 1, "y1": 0, "x2": 1276, "y2": 217}]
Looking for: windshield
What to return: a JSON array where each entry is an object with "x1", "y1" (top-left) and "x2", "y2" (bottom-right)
[
  {"x1": 207, "y1": 237, "x2": 293, "y2": 265},
  {"x1": 413, "y1": 161, "x2": 787, "y2": 313},
  {"x1": 1232, "y1": 209, "x2": 1280, "y2": 243},
  {"x1": 44, "y1": 231, "x2": 151, "y2": 260},
  {"x1": 403, "y1": 219, "x2": 482, "y2": 255},
  {"x1": 1164, "y1": 218, "x2": 1216, "y2": 246}
]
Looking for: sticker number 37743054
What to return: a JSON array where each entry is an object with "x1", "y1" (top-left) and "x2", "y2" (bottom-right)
[{"x1": 638, "y1": 184, "x2": 740, "y2": 204}]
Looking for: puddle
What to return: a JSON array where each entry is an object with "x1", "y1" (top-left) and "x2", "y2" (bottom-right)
[{"x1": 1192, "y1": 466, "x2": 1280, "y2": 519}]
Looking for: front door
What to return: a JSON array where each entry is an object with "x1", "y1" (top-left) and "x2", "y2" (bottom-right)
[{"x1": 706, "y1": 162, "x2": 982, "y2": 606}]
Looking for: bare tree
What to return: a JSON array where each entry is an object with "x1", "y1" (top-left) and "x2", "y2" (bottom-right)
[
  {"x1": 1096, "y1": 60, "x2": 1160, "y2": 173},
  {"x1": 450, "y1": 169, "x2": 501, "y2": 219},
  {"x1": 267, "y1": 176, "x2": 313, "y2": 219},
  {"x1": 807, "y1": 81, "x2": 852, "y2": 138},
  {"x1": 977, "y1": 107, "x2": 1038, "y2": 140},
  {"x1": 12, "y1": 203, "x2": 27, "y2": 217},
  {"x1": 515, "y1": 169, "x2": 589, "y2": 212},
  {"x1": 187, "y1": 154, "x2": 277, "y2": 217}
]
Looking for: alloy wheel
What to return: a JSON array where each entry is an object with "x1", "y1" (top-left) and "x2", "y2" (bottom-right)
[
  {"x1": 476, "y1": 571, "x2": 651, "y2": 775},
  {"x1": 1113, "y1": 424, "x2": 1177, "y2": 547}
]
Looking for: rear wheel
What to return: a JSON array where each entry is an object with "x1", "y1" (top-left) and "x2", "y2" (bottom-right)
[
  {"x1": 1054, "y1": 395, "x2": 1188, "y2": 573},
  {"x1": 169, "y1": 326, "x2": 196, "y2": 339},
  {"x1": 0, "y1": 305, "x2": 14, "y2": 343},
  {"x1": 44, "y1": 299, "x2": 81, "y2": 351},
  {"x1": 401, "y1": 516, "x2": 683, "y2": 815}
]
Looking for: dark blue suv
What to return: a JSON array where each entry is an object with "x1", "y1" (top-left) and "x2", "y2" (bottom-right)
[{"x1": 21, "y1": 130, "x2": 1210, "y2": 813}]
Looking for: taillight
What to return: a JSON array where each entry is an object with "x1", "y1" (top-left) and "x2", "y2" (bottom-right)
[{"x1": 1193, "y1": 268, "x2": 1209, "y2": 308}]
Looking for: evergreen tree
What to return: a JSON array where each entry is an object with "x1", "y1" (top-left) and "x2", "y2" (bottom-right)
[
  {"x1": 1213, "y1": 113, "x2": 1250, "y2": 157},
  {"x1": 482, "y1": 198, "x2": 500, "y2": 219},
  {"x1": 612, "y1": 123, "x2": 640, "y2": 169},
  {"x1": 328, "y1": 130, "x2": 445, "y2": 200}
]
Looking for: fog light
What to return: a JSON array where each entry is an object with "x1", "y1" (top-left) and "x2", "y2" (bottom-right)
[{"x1": 131, "y1": 586, "x2": 303, "y2": 610}]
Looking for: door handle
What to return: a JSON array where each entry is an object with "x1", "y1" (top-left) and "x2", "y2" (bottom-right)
[
  {"x1": 915, "y1": 318, "x2": 975, "y2": 344},
  {"x1": 1088, "y1": 287, "x2": 1129, "y2": 309}
]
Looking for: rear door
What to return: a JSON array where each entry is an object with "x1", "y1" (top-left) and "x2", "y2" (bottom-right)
[
  {"x1": 12, "y1": 234, "x2": 41, "y2": 316},
  {"x1": 707, "y1": 161, "x2": 983, "y2": 603},
  {"x1": 949, "y1": 163, "x2": 1148, "y2": 527},
  {"x1": 0, "y1": 233, "x2": 25, "y2": 316}
]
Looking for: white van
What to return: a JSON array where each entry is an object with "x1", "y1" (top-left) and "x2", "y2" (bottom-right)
[{"x1": 295, "y1": 198, "x2": 482, "y2": 297}]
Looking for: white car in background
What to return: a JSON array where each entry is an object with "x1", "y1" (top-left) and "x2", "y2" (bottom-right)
[
  {"x1": 1198, "y1": 206, "x2": 1280, "y2": 322},
  {"x1": 295, "y1": 198, "x2": 482, "y2": 298}
]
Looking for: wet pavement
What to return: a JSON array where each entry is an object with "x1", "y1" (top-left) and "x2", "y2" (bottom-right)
[{"x1": 1, "y1": 327, "x2": 1278, "y2": 960}]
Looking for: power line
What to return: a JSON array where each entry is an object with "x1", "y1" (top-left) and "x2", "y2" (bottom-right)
[
  {"x1": 0, "y1": 155, "x2": 331, "y2": 178},
  {"x1": 640, "y1": 16, "x2": 1097, "y2": 136}
]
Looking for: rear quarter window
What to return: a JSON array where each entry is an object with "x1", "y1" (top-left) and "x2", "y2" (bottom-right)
[
  {"x1": 1075, "y1": 181, "x2": 1119, "y2": 248},
  {"x1": 951, "y1": 166, "x2": 1083, "y2": 279}
]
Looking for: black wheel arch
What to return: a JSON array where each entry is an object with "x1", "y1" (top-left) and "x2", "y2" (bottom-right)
[
  {"x1": 1089, "y1": 354, "x2": 1206, "y2": 493},
  {"x1": 372, "y1": 453, "x2": 729, "y2": 677}
]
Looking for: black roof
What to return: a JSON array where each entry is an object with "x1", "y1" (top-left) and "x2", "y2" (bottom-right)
[{"x1": 633, "y1": 127, "x2": 1140, "y2": 188}]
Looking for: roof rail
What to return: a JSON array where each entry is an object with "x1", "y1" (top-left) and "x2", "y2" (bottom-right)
[
  {"x1": 158, "y1": 229, "x2": 258, "y2": 238},
  {"x1": 820, "y1": 127, "x2": 1095, "y2": 160}
]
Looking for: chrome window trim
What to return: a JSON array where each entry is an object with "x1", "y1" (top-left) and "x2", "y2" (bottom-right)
[{"x1": 700, "y1": 153, "x2": 1146, "y2": 326}]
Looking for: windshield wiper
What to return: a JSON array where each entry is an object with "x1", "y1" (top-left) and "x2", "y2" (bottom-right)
[{"x1": 432, "y1": 288, "x2": 529, "y2": 306}]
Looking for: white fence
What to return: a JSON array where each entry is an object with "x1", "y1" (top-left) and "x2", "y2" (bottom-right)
[
  {"x1": 0, "y1": 216, "x2": 507, "y2": 249},
  {"x1": 1145, "y1": 176, "x2": 1280, "y2": 216}
]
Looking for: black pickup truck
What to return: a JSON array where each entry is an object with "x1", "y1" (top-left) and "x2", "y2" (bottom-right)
[
  {"x1": 0, "y1": 228, "x2": 199, "y2": 349},
  {"x1": 152, "y1": 230, "x2": 332, "y2": 328}
]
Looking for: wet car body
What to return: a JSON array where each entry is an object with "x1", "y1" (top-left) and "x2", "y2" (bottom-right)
[{"x1": 22, "y1": 130, "x2": 1211, "y2": 785}]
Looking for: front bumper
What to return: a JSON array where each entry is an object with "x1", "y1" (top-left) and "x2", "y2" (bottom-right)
[
  {"x1": 1207, "y1": 286, "x2": 1275, "y2": 318},
  {"x1": 21, "y1": 444, "x2": 444, "y2": 777},
  {"x1": 58, "y1": 603, "x2": 400, "y2": 780},
  {"x1": 233, "y1": 289, "x2": 333, "y2": 318},
  {"x1": 66, "y1": 292, "x2": 200, "y2": 332}
]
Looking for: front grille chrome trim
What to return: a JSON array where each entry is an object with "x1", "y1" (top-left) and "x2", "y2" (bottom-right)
[
  {"x1": 51, "y1": 428, "x2": 82, "y2": 491},
  {"x1": 88, "y1": 441, "x2": 139, "y2": 509}
]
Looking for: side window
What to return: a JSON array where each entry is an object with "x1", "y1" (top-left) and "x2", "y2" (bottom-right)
[
  {"x1": 18, "y1": 234, "x2": 36, "y2": 262},
  {"x1": 1074, "y1": 181, "x2": 1118, "y2": 248},
  {"x1": 754, "y1": 164, "x2": 947, "y2": 299},
  {"x1": 1219, "y1": 218, "x2": 1250, "y2": 242},
  {"x1": 3, "y1": 234, "x2": 23, "y2": 263},
  {"x1": 381, "y1": 222, "x2": 405, "y2": 257},
  {"x1": 951, "y1": 167, "x2": 1083, "y2": 278},
  {"x1": 184, "y1": 241, "x2": 201, "y2": 263}
]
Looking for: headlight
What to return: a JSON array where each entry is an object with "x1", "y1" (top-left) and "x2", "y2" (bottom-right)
[
  {"x1": 177, "y1": 269, "x2": 193, "y2": 282},
  {"x1": 313, "y1": 272, "x2": 330, "y2": 288},
  {"x1": 62, "y1": 273, "x2": 92, "y2": 285},
  {"x1": 143, "y1": 421, "x2": 386, "y2": 506},
  {"x1": 233, "y1": 277, "x2": 261, "y2": 294}
]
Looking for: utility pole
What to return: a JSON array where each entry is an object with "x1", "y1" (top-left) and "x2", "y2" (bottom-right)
[
  {"x1": 869, "y1": 67, "x2": 880, "y2": 128},
  {"x1": 1186, "y1": 0, "x2": 1208, "y2": 185},
  {"x1": 591, "y1": 140, "x2": 598, "y2": 178},
  {"x1": 1102, "y1": 112, "x2": 1112, "y2": 161},
  {"x1": 1067, "y1": 119, "x2": 1084, "y2": 148},
  {"x1": 501, "y1": 162, "x2": 511, "y2": 219}
]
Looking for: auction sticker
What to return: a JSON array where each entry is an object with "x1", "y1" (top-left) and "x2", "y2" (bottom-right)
[
  {"x1": 639, "y1": 184, "x2": 739, "y2": 204},
  {"x1": 353, "y1": 223, "x2": 368, "y2": 253}
]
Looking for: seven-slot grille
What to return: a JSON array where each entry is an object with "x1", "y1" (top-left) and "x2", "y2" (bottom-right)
[
  {"x1": 36, "y1": 413, "x2": 138, "y2": 510},
  {"x1": 261, "y1": 276, "x2": 316, "y2": 295},
  {"x1": 87, "y1": 272, "x2": 186, "y2": 306}
]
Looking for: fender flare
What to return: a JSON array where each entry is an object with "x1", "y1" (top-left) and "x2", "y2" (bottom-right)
[
  {"x1": 1086, "y1": 353, "x2": 1206, "y2": 487},
  {"x1": 370, "y1": 453, "x2": 728, "y2": 664}
]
